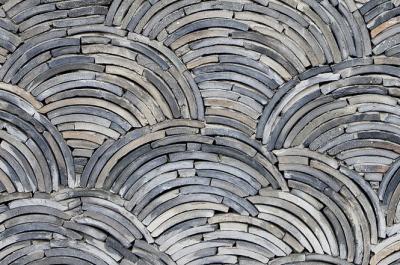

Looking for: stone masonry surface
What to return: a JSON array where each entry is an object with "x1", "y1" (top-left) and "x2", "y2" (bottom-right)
[{"x1": 0, "y1": 0, "x2": 400, "y2": 264}]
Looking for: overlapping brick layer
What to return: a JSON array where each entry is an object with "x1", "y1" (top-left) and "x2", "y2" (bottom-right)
[{"x1": 0, "y1": 0, "x2": 399, "y2": 264}]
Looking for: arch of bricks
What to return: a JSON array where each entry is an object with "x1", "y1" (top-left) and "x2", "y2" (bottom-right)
[{"x1": 0, "y1": 0, "x2": 400, "y2": 264}]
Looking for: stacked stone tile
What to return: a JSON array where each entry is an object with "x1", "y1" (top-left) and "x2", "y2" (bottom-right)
[{"x1": 0, "y1": 0, "x2": 400, "y2": 264}]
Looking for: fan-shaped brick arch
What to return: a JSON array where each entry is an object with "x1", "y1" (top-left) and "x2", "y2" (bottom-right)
[{"x1": 0, "y1": 0, "x2": 399, "y2": 264}]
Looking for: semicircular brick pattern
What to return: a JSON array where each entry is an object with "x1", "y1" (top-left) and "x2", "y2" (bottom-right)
[{"x1": 0, "y1": 0, "x2": 400, "y2": 264}]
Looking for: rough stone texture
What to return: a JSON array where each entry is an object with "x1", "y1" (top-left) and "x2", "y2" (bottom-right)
[{"x1": 0, "y1": 0, "x2": 400, "y2": 264}]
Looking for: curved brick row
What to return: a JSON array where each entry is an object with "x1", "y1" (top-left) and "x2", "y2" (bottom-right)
[{"x1": 0, "y1": 0, "x2": 400, "y2": 264}]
